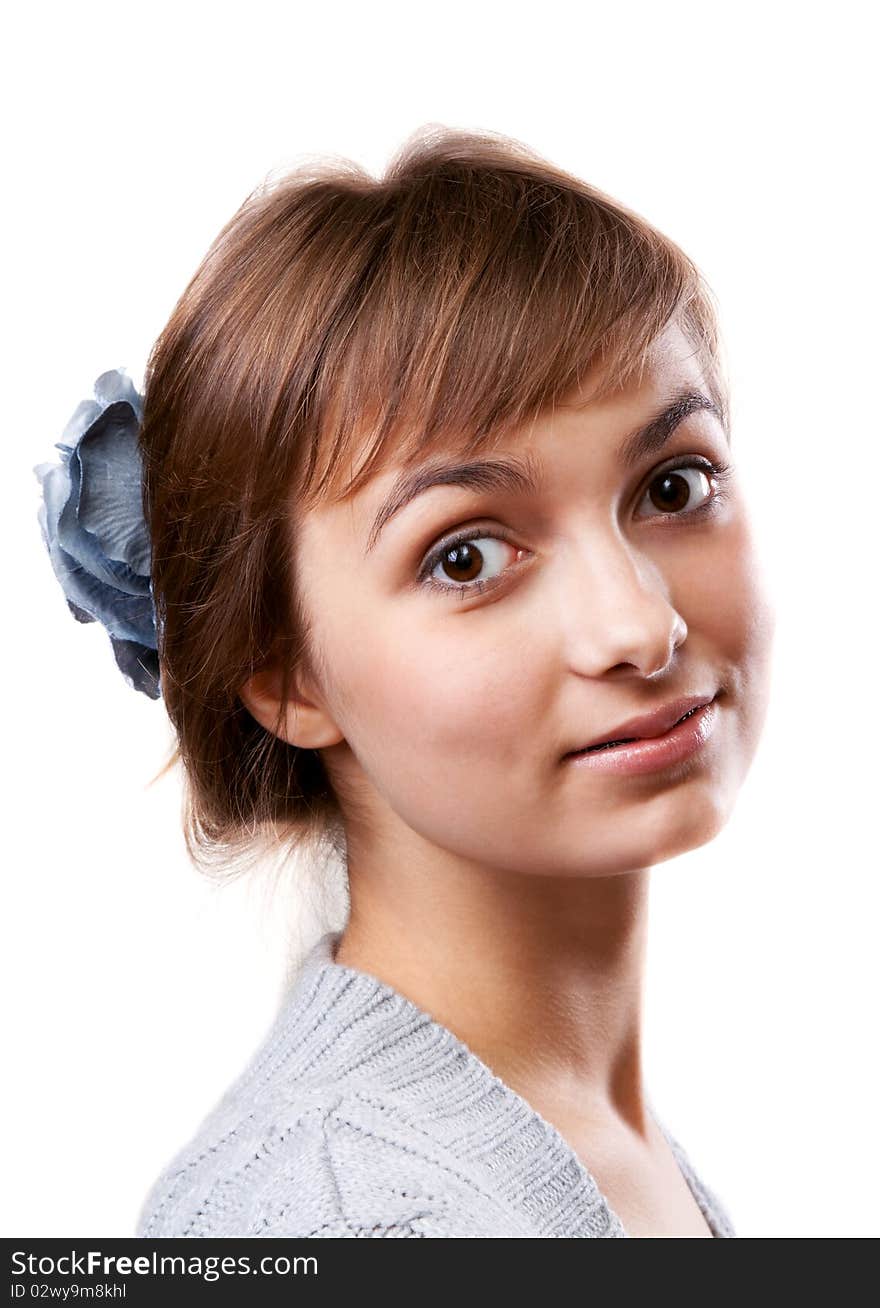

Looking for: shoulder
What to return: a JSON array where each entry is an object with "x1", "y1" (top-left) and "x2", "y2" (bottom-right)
[{"x1": 135, "y1": 1085, "x2": 512, "y2": 1238}]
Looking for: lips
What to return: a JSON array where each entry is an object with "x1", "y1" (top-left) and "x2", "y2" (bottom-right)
[{"x1": 568, "y1": 692, "x2": 718, "y2": 755}]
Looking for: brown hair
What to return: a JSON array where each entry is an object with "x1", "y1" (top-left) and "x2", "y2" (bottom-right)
[{"x1": 140, "y1": 123, "x2": 728, "y2": 881}]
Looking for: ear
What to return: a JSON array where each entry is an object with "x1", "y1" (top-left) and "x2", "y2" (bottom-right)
[{"x1": 238, "y1": 655, "x2": 344, "y2": 750}]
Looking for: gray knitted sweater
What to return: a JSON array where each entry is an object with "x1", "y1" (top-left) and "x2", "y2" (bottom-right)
[{"x1": 135, "y1": 929, "x2": 737, "y2": 1238}]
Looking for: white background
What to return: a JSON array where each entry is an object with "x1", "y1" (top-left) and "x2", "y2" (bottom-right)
[{"x1": 3, "y1": 0, "x2": 877, "y2": 1239}]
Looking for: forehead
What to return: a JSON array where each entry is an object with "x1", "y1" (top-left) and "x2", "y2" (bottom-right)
[{"x1": 360, "y1": 319, "x2": 711, "y2": 483}]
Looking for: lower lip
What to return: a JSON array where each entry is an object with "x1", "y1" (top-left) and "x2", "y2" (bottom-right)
[{"x1": 563, "y1": 698, "x2": 720, "y2": 776}]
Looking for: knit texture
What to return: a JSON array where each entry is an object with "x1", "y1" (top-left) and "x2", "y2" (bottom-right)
[{"x1": 135, "y1": 930, "x2": 737, "y2": 1238}]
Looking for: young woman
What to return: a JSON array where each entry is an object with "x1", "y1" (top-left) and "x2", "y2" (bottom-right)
[{"x1": 65, "y1": 126, "x2": 776, "y2": 1237}]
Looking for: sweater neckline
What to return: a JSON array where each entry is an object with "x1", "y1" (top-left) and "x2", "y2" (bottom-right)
[{"x1": 289, "y1": 928, "x2": 726, "y2": 1239}]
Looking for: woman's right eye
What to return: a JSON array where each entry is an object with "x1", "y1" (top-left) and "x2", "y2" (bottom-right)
[{"x1": 418, "y1": 531, "x2": 523, "y2": 598}]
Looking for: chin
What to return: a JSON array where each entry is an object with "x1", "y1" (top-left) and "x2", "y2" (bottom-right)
[
  {"x1": 587, "y1": 785, "x2": 733, "y2": 875},
  {"x1": 653, "y1": 786, "x2": 733, "y2": 863}
]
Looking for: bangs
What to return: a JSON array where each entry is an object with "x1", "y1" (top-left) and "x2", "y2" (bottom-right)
[{"x1": 283, "y1": 128, "x2": 725, "y2": 513}]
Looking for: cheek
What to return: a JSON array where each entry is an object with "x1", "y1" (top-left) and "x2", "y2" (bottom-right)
[
  {"x1": 336, "y1": 605, "x2": 540, "y2": 776},
  {"x1": 676, "y1": 509, "x2": 777, "y2": 768},
  {"x1": 314, "y1": 574, "x2": 556, "y2": 853}
]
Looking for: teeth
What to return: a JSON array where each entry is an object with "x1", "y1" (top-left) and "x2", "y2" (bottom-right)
[
  {"x1": 585, "y1": 737, "x2": 636, "y2": 753},
  {"x1": 583, "y1": 705, "x2": 703, "y2": 753}
]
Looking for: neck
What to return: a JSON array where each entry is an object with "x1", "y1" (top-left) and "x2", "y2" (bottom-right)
[{"x1": 335, "y1": 839, "x2": 651, "y2": 1138}]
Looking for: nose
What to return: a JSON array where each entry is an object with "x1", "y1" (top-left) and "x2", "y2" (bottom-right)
[{"x1": 558, "y1": 534, "x2": 686, "y2": 679}]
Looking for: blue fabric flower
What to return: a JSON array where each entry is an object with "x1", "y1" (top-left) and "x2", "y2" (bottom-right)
[{"x1": 33, "y1": 368, "x2": 161, "y2": 700}]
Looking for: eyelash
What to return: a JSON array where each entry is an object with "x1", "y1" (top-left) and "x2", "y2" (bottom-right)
[{"x1": 416, "y1": 456, "x2": 734, "y2": 599}]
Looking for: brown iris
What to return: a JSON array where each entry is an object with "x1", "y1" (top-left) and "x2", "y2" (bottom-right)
[
  {"x1": 648, "y1": 470, "x2": 697, "y2": 514},
  {"x1": 440, "y1": 542, "x2": 484, "y2": 583}
]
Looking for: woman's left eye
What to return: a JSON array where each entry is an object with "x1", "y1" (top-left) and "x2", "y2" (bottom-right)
[{"x1": 637, "y1": 458, "x2": 732, "y2": 518}]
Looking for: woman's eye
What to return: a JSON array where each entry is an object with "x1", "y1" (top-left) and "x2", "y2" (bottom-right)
[
  {"x1": 637, "y1": 460, "x2": 731, "y2": 518},
  {"x1": 419, "y1": 533, "x2": 521, "y2": 597}
]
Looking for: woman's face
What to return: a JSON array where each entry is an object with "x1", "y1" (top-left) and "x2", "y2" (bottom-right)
[{"x1": 290, "y1": 320, "x2": 775, "y2": 878}]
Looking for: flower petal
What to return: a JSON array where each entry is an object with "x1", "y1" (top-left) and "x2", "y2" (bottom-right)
[
  {"x1": 60, "y1": 398, "x2": 103, "y2": 449},
  {"x1": 72, "y1": 402, "x2": 152, "y2": 577},
  {"x1": 44, "y1": 534, "x2": 156, "y2": 647},
  {"x1": 33, "y1": 457, "x2": 72, "y2": 552},
  {"x1": 109, "y1": 635, "x2": 161, "y2": 700},
  {"x1": 92, "y1": 367, "x2": 144, "y2": 423}
]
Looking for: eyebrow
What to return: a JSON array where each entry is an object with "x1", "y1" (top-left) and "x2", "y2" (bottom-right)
[{"x1": 364, "y1": 387, "x2": 723, "y2": 555}]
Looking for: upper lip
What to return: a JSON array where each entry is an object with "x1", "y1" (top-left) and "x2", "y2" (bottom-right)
[{"x1": 567, "y1": 692, "x2": 718, "y2": 754}]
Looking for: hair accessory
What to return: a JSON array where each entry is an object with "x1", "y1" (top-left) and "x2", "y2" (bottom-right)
[{"x1": 33, "y1": 368, "x2": 162, "y2": 700}]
